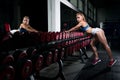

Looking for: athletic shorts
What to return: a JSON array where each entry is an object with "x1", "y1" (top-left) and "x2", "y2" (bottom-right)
[{"x1": 91, "y1": 28, "x2": 101, "y2": 35}]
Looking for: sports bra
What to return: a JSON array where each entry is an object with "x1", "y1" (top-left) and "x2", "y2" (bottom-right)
[
  {"x1": 19, "y1": 28, "x2": 28, "y2": 33},
  {"x1": 80, "y1": 24, "x2": 90, "y2": 32}
]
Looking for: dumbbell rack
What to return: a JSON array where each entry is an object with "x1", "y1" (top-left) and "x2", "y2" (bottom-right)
[{"x1": 0, "y1": 32, "x2": 91, "y2": 80}]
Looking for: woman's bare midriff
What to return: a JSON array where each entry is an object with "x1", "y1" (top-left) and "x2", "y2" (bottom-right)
[{"x1": 86, "y1": 27, "x2": 93, "y2": 34}]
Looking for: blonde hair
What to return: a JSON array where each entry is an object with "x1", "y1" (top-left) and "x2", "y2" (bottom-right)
[
  {"x1": 76, "y1": 12, "x2": 86, "y2": 21},
  {"x1": 23, "y1": 16, "x2": 29, "y2": 19}
]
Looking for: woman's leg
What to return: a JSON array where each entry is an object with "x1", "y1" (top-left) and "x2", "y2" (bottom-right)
[
  {"x1": 90, "y1": 37, "x2": 99, "y2": 59},
  {"x1": 90, "y1": 36, "x2": 101, "y2": 65},
  {"x1": 96, "y1": 29, "x2": 114, "y2": 60}
]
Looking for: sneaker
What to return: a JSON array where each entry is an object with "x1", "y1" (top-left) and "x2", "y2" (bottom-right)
[
  {"x1": 107, "y1": 59, "x2": 117, "y2": 67},
  {"x1": 92, "y1": 59, "x2": 101, "y2": 65}
]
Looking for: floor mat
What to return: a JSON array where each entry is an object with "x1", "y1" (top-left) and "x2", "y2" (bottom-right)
[{"x1": 74, "y1": 50, "x2": 120, "y2": 80}]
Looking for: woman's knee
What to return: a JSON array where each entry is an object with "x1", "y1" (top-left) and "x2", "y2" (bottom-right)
[
  {"x1": 102, "y1": 43, "x2": 110, "y2": 49},
  {"x1": 105, "y1": 44, "x2": 110, "y2": 49},
  {"x1": 90, "y1": 41, "x2": 95, "y2": 47},
  {"x1": 90, "y1": 41, "x2": 93, "y2": 45}
]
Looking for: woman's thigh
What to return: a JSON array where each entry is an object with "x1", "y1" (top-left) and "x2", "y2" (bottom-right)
[
  {"x1": 91, "y1": 36, "x2": 98, "y2": 46},
  {"x1": 96, "y1": 29, "x2": 108, "y2": 45}
]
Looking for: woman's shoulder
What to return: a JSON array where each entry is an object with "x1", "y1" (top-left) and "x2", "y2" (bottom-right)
[
  {"x1": 20, "y1": 23, "x2": 24, "y2": 27},
  {"x1": 79, "y1": 21, "x2": 88, "y2": 26},
  {"x1": 79, "y1": 21, "x2": 87, "y2": 24},
  {"x1": 82, "y1": 21, "x2": 88, "y2": 24}
]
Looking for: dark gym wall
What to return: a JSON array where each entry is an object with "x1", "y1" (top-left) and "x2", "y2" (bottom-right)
[
  {"x1": 97, "y1": 6, "x2": 120, "y2": 48},
  {"x1": 0, "y1": 0, "x2": 14, "y2": 25}
]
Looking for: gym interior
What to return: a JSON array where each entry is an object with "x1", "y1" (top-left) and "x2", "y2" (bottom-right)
[{"x1": 0, "y1": 0, "x2": 120, "y2": 80}]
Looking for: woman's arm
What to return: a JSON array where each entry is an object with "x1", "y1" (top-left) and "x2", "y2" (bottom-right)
[
  {"x1": 20, "y1": 24, "x2": 38, "y2": 32},
  {"x1": 27, "y1": 26, "x2": 38, "y2": 32},
  {"x1": 66, "y1": 22, "x2": 82, "y2": 32}
]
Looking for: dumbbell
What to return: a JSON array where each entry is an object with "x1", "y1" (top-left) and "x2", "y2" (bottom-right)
[
  {"x1": 0, "y1": 52, "x2": 15, "y2": 80},
  {"x1": 0, "y1": 65, "x2": 15, "y2": 80},
  {"x1": 26, "y1": 47, "x2": 44, "y2": 72},
  {"x1": 13, "y1": 50, "x2": 32, "y2": 80},
  {"x1": 42, "y1": 51, "x2": 53, "y2": 67}
]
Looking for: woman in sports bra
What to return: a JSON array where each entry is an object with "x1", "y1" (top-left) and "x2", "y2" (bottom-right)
[
  {"x1": 19, "y1": 16, "x2": 39, "y2": 33},
  {"x1": 65, "y1": 12, "x2": 116, "y2": 67}
]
